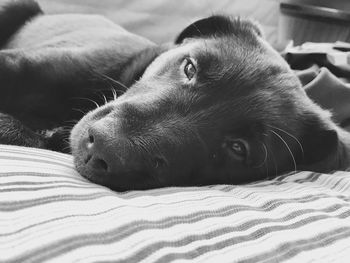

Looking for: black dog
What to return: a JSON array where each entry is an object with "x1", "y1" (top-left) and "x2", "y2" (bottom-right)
[{"x1": 1, "y1": 0, "x2": 350, "y2": 191}]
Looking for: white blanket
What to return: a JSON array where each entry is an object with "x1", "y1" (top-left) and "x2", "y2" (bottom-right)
[{"x1": 1, "y1": 145, "x2": 350, "y2": 262}]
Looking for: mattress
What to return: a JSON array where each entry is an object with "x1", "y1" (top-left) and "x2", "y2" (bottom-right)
[{"x1": 1, "y1": 145, "x2": 350, "y2": 262}]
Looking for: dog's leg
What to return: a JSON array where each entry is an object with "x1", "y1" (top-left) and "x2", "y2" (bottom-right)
[
  {"x1": 0, "y1": 112, "x2": 46, "y2": 148},
  {"x1": 0, "y1": 46, "x2": 124, "y2": 112},
  {"x1": 0, "y1": 49, "x2": 99, "y2": 152},
  {"x1": 0, "y1": 113, "x2": 71, "y2": 152},
  {"x1": 0, "y1": 49, "x2": 76, "y2": 152},
  {"x1": 0, "y1": 44, "x2": 144, "y2": 153}
]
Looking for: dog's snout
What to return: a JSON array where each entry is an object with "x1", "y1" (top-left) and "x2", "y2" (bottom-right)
[
  {"x1": 81, "y1": 118, "x2": 149, "y2": 181},
  {"x1": 83, "y1": 123, "x2": 112, "y2": 175},
  {"x1": 88, "y1": 156, "x2": 109, "y2": 172}
]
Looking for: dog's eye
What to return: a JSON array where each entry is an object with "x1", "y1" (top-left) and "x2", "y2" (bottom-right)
[
  {"x1": 230, "y1": 141, "x2": 246, "y2": 156},
  {"x1": 225, "y1": 139, "x2": 248, "y2": 161},
  {"x1": 184, "y1": 59, "x2": 196, "y2": 80}
]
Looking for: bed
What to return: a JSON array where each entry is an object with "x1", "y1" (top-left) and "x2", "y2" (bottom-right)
[
  {"x1": 1, "y1": 145, "x2": 350, "y2": 262},
  {"x1": 2, "y1": 0, "x2": 350, "y2": 262}
]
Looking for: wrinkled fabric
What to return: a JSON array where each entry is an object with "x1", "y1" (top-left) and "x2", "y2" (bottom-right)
[
  {"x1": 285, "y1": 42, "x2": 350, "y2": 130},
  {"x1": 303, "y1": 67, "x2": 350, "y2": 128}
]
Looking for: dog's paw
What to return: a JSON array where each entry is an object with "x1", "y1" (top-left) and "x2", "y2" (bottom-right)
[{"x1": 44, "y1": 127, "x2": 71, "y2": 153}]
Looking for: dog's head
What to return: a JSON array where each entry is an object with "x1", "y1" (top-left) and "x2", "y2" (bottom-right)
[{"x1": 70, "y1": 15, "x2": 343, "y2": 191}]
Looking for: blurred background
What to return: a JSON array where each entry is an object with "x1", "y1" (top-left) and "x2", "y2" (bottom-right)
[
  {"x1": 36, "y1": 0, "x2": 280, "y2": 44},
  {"x1": 36, "y1": 0, "x2": 350, "y2": 47}
]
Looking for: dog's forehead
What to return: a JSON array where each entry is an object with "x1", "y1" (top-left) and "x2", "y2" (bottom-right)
[
  {"x1": 141, "y1": 32, "x2": 298, "y2": 106},
  {"x1": 141, "y1": 41, "x2": 203, "y2": 79},
  {"x1": 189, "y1": 36, "x2": 305, "y2": 123},
  {"x1": 143, "y1": 35, "x2": 266, "y2": 80},
  {"x1": 194, "y1": 38, "x2": 281, "y2": 88}
]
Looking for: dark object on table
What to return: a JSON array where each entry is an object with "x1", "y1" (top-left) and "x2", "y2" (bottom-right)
[{"x1": 279, "y1": 0, "x2": 350, "y2": 45}]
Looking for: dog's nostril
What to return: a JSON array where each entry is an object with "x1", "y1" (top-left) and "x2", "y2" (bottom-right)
[
  {"x1": 93, "y1": 158, "x2": 109, "y2": 171},
  {"x1": 89, "y1": 134, "x2": 94, "y2": 143}
]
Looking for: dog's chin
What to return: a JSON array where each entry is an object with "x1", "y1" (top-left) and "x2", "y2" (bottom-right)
[{"x1": 73, "y1": 155, "x2": 147, "y2": 192}]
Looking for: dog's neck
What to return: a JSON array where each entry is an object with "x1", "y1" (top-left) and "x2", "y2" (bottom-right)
[
  {"x1": 296, "y1": 120, "x2": 350, "y2": 173},
  {"x1": 310, "y1": 126, "x2": 350, "y2": 172}
]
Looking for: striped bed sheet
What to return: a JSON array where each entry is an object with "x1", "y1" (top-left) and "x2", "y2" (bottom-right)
[{"x1": 1, "y1": 145, "x2": 350, "y2": 263}]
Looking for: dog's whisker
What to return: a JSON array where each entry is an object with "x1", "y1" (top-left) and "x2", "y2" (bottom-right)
[
  {"x1": 95, "y1": 90, "x2": 109, "y2": 105},
  {"x1": 110, "y1": 85, "x2": 125, "y2": 95},
  {"x1": 253, "y1": 141, "x2": 268, "y2": 169},
  {"x1": 87, "y1": 85, "x2": 121, "y2": 93},
  {"x1": 64, "y1": 119, "x2": 80, "y2": 125},
  {"x1": 270, "y1": 129, "x2": 297, "y2": 174},
  {"x1": 263, "y1": 143, "x2": 269, "y2": 179},
  {"x1": 62, "y1": 145, "x2": 72, "y2": 152},
  {"x1": 58, "y1": 129, "x2": 72, "y2": 133},
  {"x1": 96, "y1": 71, "x2": 129, "y2": 91},
  {"x1": 91, "y1": 71, "x2": 126, "y2": 94},
  {"x1": 256, "y1": 141, "x2": 269, "y2": 180},
  {"x1": 101, "y1": 93, "x2": 108, "y2": 104},
  {"x1": 267, "y1": 141, "x2": 278, "y2": 178},
  {"x1": 109, "y1": 85, "x2": 125, "y2": 95},
  {"x1": 72, "y1": 108, "x2": 86, "y2": 115},
  {"x1": 71, "y1": 97, "x2": 100, "y2": 109},
  {"x1": 111, "y1": 87, "x2": 117, "y2": 100},
  {"x1": 54, "y1": 125, "x2": 74, "y2": 130},
  {"x1": 267, "y1": 124, "x2": 304, "y2": 159}
]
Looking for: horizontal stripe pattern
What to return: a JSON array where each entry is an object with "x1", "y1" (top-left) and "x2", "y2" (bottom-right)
[{"x1": 1, "y1": 145, "x2": 350, "y2": 262}]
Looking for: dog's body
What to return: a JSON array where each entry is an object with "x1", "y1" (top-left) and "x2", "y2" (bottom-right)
[
  {"x1": 1, "y1": 0, "x2": 350, "y2": 191},
  {"x1": 0, "y1": 0, "x2": 161, "y2": 150}
]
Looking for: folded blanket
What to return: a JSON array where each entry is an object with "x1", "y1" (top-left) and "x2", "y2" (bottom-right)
[
  {"x1": 285, "y1": 42, "x2": 350, "y2": 79},
  {"x1": 285, "y1": 42, "x2": 350, "y2": 130},
  {"x1": 1, "y1": 145, "x2": 350, "y2": 262},
  {"x1": 303, "y1": 67, "x2": 350, "y2": 127}
]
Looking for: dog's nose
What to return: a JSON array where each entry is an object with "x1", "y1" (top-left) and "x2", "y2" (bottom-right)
[
  {"x1": 84, "y1": 132, "x2": 109, "y2": 173},
  {"x1": 82, "y1": 118, "x2": 139, "y2": 178},
  {"x1": 83, "y1": 121, "x2": 114, "y2": 176}
]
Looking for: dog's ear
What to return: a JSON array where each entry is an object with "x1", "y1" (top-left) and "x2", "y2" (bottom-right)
[
  {"x1": 298, "y1": 113, "x2": 339, "y2": 169},
  {"x1": 175, "y1": 15, "x2": 262, "y2": 44}
]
